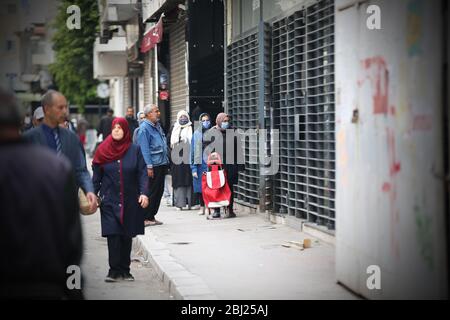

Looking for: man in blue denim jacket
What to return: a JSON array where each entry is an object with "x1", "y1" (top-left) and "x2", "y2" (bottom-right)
[{"x1": 137, "y1": 104, "x2": 169, "y2": 226}]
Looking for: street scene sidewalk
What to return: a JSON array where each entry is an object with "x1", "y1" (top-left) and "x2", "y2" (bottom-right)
[
  {"x1": 136, "y1": 204, "x2": 358, "y2": 300},
  {"x1": 80, "y1": 213, "x2": 172, "y2": 300}
]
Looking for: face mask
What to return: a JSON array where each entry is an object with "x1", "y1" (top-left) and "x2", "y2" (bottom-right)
[
  {"x1": 202, "y1": 120, "x2": 211, "y2": 129},
  {"x1": 221, "y1": 122, "x2": 230, "y2": 130},
  {"x1": 179, "y1": 117, "x2": 189, "y2": 126},
  {"x1": 24, "y1": 116, "x2": 31, "y2": 125}
]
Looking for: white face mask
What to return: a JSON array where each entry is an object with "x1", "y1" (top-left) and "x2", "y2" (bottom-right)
[{"x1": 24, "y1": 116, "x2": 31, "y2": 125}]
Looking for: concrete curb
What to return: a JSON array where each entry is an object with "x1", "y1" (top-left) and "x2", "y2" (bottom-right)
[{"x1": 134, "y1": 231, "x2": 218, "y2": 300}]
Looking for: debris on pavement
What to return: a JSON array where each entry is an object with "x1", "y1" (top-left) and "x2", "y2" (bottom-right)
[{"x1": 282, "y1": 238, "x2": 314, "y2": 251}]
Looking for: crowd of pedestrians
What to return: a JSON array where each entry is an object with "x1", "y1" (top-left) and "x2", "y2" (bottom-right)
[{"x1": 1, "y1": 87, "x2": 245, "y2": 297}]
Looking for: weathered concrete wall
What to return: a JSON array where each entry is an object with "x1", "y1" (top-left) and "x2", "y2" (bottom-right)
[{"x1": 335, "y1": 0, "x2": 448, "y2": 299}]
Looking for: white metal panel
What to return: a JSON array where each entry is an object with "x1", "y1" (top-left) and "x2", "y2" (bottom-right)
[
  {"x1": 142, "y1": 0, "x2": 167, "y2": 22},
  {"x1": 93, "y1": 37, "x2": 128, "y2": 79},
  {"x1": 335, "y1": 0, "x2": 447, "y2": 299}
]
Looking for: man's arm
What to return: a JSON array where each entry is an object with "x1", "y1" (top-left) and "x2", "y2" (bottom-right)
[
  {"x1": 74, "y1": 140, "x2": 95, "y2": 194},
  {"x1": 137, "y1": 127, "x2": 153, "y2": 168}
]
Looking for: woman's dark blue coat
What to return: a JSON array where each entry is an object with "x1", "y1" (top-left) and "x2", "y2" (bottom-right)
[{"x1": 92, "y1": 144, "x2": 148, "y2": 238}]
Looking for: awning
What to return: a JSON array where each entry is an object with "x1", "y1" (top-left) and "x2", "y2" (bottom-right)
[{"x1": 140, "y1": 15, "x2": 163, "y2": 53}]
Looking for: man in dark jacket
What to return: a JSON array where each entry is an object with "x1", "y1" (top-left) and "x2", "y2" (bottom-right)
[
  {"x1": 24, "y1": 90, "x2": 97, "y2": 212},
  {"x1": 125, "y1": 106, "x2": 139, "y2": 136},
  {"x1": 0, "y1": 88, "x2": 82, "y2": 299},
  {"x1": 97, "y1": 108, "x2": 115, "y2": 139},
  {"x1": 205, "y1": 113, "x2": 245, "y2": 218}
]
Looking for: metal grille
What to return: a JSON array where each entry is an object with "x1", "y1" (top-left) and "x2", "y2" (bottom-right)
[
  {"x1": 227, "y1": 26, "x2": 271, "y2": 208},
  {"x1": 227, "y1": 32, "x2": 259, "y2": 206},
  {"x1": 272, "y1": 0, "x2": 335, "y2": 230}
]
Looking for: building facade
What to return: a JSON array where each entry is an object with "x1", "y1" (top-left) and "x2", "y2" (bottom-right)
[
  {"x1": 0, "y1": 0, "x2": 58, "y2": 113},
  {"x1": 94, "y1": 0, "x2": 449, "y2": 299}
]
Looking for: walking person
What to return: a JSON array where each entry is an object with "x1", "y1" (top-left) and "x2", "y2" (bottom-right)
[
  {"x1": 92, "y1": 118, "x2": 149, "y2": 282},
  {"x1": 206, "y1": 113, "x2": 245, "y2": 218},
  {"x1": 24, "y1": 90, "x2": 97, "y2": 213},
  {"x1": 190, "y1": 112, "x2": 211, "y2": 215},
  {"x1": 97, "y1": 108, "x2": 115, "y2": 140},
  {"x1": 132, "y1": 111, "x2": 145, "y2": 144},
  {"x1": 0, "y1": 88, "x2": 83, "y2": 299},
  {"x1": 32, "y1": 106, "x2": 44, "y2": 128},
  {"x1": 126, "y1": 106, "x2": 139, "y2": 136},
  {"x1": 167, "y1": 110, "x2": 193, "y2": 211},
  {"x1": 137, "y1": 104, "x2": 169, "y2": 227}
]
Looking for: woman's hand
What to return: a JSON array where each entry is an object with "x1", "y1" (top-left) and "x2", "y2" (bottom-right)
[{"x1": 138, "y1": 195, "x2": 149, "y2": 208}]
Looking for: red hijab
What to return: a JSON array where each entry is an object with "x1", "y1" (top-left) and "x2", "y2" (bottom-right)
[{"x1": 93, "y1": 117, "x2": 131, "y2": 165}]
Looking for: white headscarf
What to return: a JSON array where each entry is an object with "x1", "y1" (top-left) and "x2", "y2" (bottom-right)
[{"x1": 170, "y1": 110, "x2": 192, "y2": 148}]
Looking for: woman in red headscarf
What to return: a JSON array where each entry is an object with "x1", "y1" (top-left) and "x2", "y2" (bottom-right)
[{"x1": 92, "y1": 117, "x2": 149, "y2": 282}]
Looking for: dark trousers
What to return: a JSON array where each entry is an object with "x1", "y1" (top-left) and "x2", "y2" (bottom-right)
[
  {"x1": 107, "y1": 235, "x2": 132, "y2": 276},
  {"x1": 145, "y1": 165, "x2": 167, "y2": 220},
  {"x1": 229, "y1": 184, "x2": 235, "y2": 212},
  {"x1": 193, "y1": 192, "x2": 204, "y2": 206}
]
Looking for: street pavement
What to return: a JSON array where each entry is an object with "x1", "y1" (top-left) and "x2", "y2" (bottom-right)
[
  {"x1": 81, "y1": 155, "x2": 356, "y2": 300},
  {"x1": 80, "y1": 212, "x2": 172, "y2": 300},
  {"x1": 136, "y1": 203, "x2": 359, "y2": 300}
]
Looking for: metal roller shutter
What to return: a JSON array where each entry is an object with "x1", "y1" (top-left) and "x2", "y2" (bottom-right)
[
  {"x1": 169, "y1": 18, "x2": 188, "y2": 123},
  {"x1": 143, "y1": 51, "x2": 152, "y2": 107},
  {"x1": 273, "y1": 0, "x2": 335, "y2": 230},
  {"x1": 227, "y1": 24, "x2": 272, "y2": 209}
]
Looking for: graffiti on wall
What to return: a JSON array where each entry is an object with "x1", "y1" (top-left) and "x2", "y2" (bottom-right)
[
  {"x1": 358, "y1": 53, "x2": 436, "y2": 262},
  {"x1": 358, "y1": 57, "x2": 394, "y2": 116},
  {"x1": 358, "y1": 56, "x2": 401, "y2": 258}
]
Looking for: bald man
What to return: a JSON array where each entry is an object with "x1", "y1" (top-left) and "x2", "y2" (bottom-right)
[{"x1": 24, "y1": 90, "x2": 97, "y2": 212}]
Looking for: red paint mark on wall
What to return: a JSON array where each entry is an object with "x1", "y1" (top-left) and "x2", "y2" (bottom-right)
[
  {"x1": 413, "y1": 115, "x2": 432, "y2": 131},
  {"x1": 387, "y1": 128, "x2": 401, "y2": 177},
  {"x1": 390, "y1": 106, "x2": 396, "y2": 116},
  {"x1": 386, "y1": 128, "x2": 401, "y2": 258},
  {"x1": 358, "y1": 56, "x2": 400, "y2": 259},
  {"x1": 362, "y1": 57, "x2": 389, "y2": 115}
]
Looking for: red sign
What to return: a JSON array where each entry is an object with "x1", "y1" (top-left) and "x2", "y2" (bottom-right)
[
  {"x1": 140, "y1": 16, "x2": 163, "y2": 53},
  {"x1": 159, "y1": 90, "x2": 169, "y2": 101}
]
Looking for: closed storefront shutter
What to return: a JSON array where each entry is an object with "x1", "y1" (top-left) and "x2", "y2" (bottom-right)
[
  {"x1": 272, "y1": 0, "x2": 335, "y2": 230},
  {"x1": 169, "y1": 18, "x2": 188, "y2": 123},
  {"x1": 123, "y1": 76, "x2": 130, "y2": 111},
  {"x1": 228, "y1": 0, "x2": 336, "y2": 230},
  {"x1": 143, "y1": 51, "x2": 152, "y2": 107}
]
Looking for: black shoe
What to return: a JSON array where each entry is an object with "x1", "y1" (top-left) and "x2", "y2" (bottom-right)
[
  {"x1": 212, "y1": 211, "x2": 221, "y2": 219},
  {"x1": 122, "y1": 273, "x2": 135, "y2": 281},
  {"x1": 105, "y1": 272, "x2": 121, "y2": 282}
]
